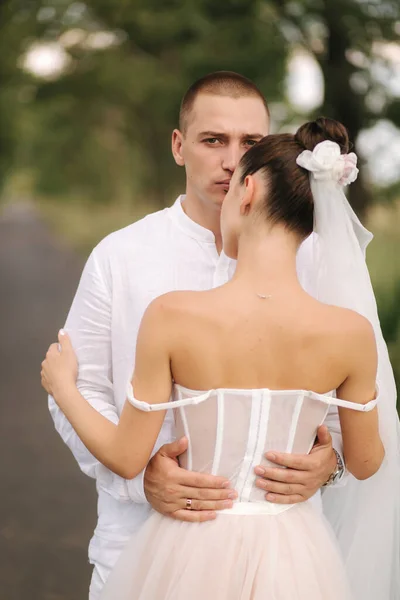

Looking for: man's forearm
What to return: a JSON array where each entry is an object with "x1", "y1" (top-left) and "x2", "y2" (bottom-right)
[
  {"x1": 47, "y1": 246, "x2": 146, "y2": 502},
  {"x1": 49, "y1": 390, "x2": 176, "y2": 503},
  {"x1": 49, "y1": 391, "x2": 151, "y2": 502},
  {"x1": 49, "y1": 393, "x2": 101, "y2": 479}
]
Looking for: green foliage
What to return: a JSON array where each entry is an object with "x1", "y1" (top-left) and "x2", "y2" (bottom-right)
[
  {"x1": 270, "y1": 0, "x2": 400, "y2": 215},
  {"x1": 9, "y1": 0, "x2": 287, "y2": 204},
  {"x1": 1, "y1": 3, "x2": 400, "y2": 405},
  {"x1": 373, "y1": 277, "x2": 400, "y2": 410},
  {"x1": 366, "y1": 214, "x2": 400, "y2": 408},
  {"x1": 1, "y1": 0, "x2": 399, "y2": 209}
]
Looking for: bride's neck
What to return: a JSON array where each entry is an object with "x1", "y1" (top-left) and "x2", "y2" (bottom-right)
[{"x1": 232, "y1": 225, "x2": 302, "y2": 294}]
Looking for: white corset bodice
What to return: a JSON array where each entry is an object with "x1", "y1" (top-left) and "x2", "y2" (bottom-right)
[{"x1": 127, "y1": 384, "x2": 377, "y2": 514}]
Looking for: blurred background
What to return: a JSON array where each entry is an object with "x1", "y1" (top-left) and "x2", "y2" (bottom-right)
[{"x1": 1, "y1": 1, "x2": 399, "y2": 598}]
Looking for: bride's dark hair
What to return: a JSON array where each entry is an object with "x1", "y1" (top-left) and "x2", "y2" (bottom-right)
[{"x1": 239, "y1": 117, "x2": 350, "y2": 240}]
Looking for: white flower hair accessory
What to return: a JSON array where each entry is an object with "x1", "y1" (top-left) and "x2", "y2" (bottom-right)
[{"x1": 296, "y1": 140, "x2": 359, "y2": 186}]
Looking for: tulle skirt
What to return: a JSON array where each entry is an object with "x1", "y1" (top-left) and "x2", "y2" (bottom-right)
[{"x1": 101, "y1": 502, "x2": 353, "y2": 600}]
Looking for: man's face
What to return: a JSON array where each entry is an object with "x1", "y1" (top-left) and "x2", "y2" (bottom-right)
[{"x1": 172, "y1": 93, "x2": 269, "y2": 212}]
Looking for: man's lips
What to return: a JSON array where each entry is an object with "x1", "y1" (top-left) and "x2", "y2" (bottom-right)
[{"x1": 215, "y1": 180, "x2": 231, "y2": 188}]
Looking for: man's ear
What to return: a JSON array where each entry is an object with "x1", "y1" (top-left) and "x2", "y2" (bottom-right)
[
  {"x1": 239, "y1": 175, "x2": 255, "y2": 216},
  {"x1": 172, "y1": 129, "x2": 185, "y2": 166}
]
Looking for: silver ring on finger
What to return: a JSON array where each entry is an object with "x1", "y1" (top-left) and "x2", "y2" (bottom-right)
[{"x1": 185, "y1": 498, "x2": 193, "y2": 510}]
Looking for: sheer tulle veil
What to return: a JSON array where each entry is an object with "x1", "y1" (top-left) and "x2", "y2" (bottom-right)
[{"x1": 297, "y1": 141, "x2": 400, "y2": 600}]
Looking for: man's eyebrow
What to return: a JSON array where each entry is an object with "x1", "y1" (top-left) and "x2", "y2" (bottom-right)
[
  {"x1": 198, "y1": 131, "x2": 228, "y2": 138},
  {"x1": 242, "y1": 133, "x2": 264, "y2": 140},
  {"x1": 197, "y1": 131, "x2": 265, "y2": 139}
]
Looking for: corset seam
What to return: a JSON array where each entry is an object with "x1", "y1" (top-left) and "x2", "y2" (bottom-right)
[
  {"x1": 178, "y1": 387, "x2": 192, "y2": 471},
  {"x1": 211, "y1": 390, "x2": 224, "y2": 475},
  {"x1": 249, "y1": 389, "x2": 272, "y2": 501},
  {"x1": 238, "y1": 391, "x2": 262, "y2": 501},
  {"x1": 286, "y1": 392, "x2": 305, "y2": 452}
]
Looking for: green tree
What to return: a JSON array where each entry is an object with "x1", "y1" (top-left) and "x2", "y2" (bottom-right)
[
  {"x1": 271, "y1": 0, "x2": 400, "y2": 216},
  {"x1": 21, "y1": 0, "x2": 288, "y2": 205}
]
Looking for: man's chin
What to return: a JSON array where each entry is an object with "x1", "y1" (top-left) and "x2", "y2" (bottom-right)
[{"x1": 210, "y1": 189, "x2": 228, "y2": 207}]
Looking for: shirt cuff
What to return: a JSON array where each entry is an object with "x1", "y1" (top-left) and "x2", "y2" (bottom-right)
[{"x1": 95, "y1": 464, "x2": 148, "y2": 504}]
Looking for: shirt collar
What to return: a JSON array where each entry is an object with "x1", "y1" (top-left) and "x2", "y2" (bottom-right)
[{"x1": 168, "y1": 195, "x2": 216, "y2": 244}]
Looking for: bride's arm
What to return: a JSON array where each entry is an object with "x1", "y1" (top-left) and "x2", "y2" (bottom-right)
[
  {"x1": 42, "y1": 300, "x2": 173, "y2": 480},
  {"x1": 336, "y1": 316, "x2": 385, "y2": 481}
]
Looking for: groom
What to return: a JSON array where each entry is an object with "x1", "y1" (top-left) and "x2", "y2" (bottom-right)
[{"x1": 47, "y1": 71, "x2": 344, "y2": 599}]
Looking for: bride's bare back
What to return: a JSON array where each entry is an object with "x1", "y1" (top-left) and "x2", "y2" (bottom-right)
[
  {"x1": 131, "y1": 279, "x2": 380, "y2": 481},
  {"x1": 163, "y1": 283, "x2": 372, "y2": 396}
]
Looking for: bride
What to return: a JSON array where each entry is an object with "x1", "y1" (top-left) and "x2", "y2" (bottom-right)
[{"x1": 41, "y1": 118, "x2": 399, "y2": 599}]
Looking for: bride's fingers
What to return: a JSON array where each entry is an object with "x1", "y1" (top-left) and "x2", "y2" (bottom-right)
[
  {"x1": 172, "y1": 509, "x2": 217, "y2": 523},
  {"x1": 46, "y1": 343, "x2": 60, "y2": 356},
  {"x1": 41, "y1": 374, "x2": 50, "y2": 393}
]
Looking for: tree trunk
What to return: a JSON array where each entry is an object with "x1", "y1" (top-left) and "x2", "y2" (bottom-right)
[{"x1": 319, "y1": 0, "x2": 372, "y2": 217}]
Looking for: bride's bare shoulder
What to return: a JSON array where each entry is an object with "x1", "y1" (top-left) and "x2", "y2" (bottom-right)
[
  {"x1": 142, "y1": 289, "x2": 216, "y2": 322},
  {"x1": 137, "y1": 290, "x2": 220, "y2": 350},
  {"x1": 316, "y1": 301, "x2": 375, "y2": 344}
]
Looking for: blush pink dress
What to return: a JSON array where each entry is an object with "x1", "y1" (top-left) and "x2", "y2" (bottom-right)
[{"x1": 100, "y1": 384, "x2": 377, "y2": 600}]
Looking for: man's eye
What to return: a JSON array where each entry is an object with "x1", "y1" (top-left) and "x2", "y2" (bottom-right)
[
  {"x1": 204, "y1": 138, "x2": 220, "y2": 144},
  {"x1": 244, "y1": 140, "x2": 258, "y2": 147}
]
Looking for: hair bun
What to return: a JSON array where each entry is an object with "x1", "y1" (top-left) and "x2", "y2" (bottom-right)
[{"x1": 295, "y1": 117, "x2": 350, "y2": 154}]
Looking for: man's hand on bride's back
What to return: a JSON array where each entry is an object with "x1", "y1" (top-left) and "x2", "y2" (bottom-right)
[
  {"x1": 144, "y1": 437, "x2": 237, "y2": 522},
  {"x1": 253, "y1": 426, "x2": 337, "y2": 504}
]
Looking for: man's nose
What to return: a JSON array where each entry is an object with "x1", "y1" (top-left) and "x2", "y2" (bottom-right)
[{"x1": 221, "y1": 144, "x2": 242, "y2": 173}]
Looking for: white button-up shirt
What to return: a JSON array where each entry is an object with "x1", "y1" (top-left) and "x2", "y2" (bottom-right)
[{"x1": 49, "y1": 196, "x2": 341, "y2": 577}]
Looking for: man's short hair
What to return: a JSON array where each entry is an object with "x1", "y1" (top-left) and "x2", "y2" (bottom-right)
[{"x1": 179, "y1": 71, "x2": 270, "y2": 134}]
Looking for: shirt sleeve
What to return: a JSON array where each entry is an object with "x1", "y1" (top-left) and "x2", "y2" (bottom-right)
[{"x1": 47, "y1": 245, "x2": 149, "y2": 504}]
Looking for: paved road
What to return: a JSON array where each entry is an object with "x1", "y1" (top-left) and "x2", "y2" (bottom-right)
[{"x1": 0, "y1": 203, "x2": 97, "y2": 600}]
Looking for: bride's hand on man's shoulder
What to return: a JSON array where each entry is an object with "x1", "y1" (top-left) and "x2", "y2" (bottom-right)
[{"x1": 41, "y1": 330, "x2": 78, "y2": 398}]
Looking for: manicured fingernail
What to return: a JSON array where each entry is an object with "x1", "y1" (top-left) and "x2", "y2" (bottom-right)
[
  {"x1": 266, "y1": 453, "x2": 276, "y2": 461},
  {"x1": 267, "y1": 493, "x2": 275, "y2": 501},
  {"x1": 59, "y1": 329, "x2": 65, "y2": 336},
  {"x1": 222, "y1": 481, "x2": 231, "y2": 488},
  {"x1": 208, "y1": 512, "x2": 217, "y2": 519},
  {"x1": 255, "y1": 466, "x2": 265, "y2": 476},
  {"x1": 223, "y1": 500, "x2": 233, "y2": 508},
  {"x1": 228, "y1": 491, "x2": 237, "y2": 499}
]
